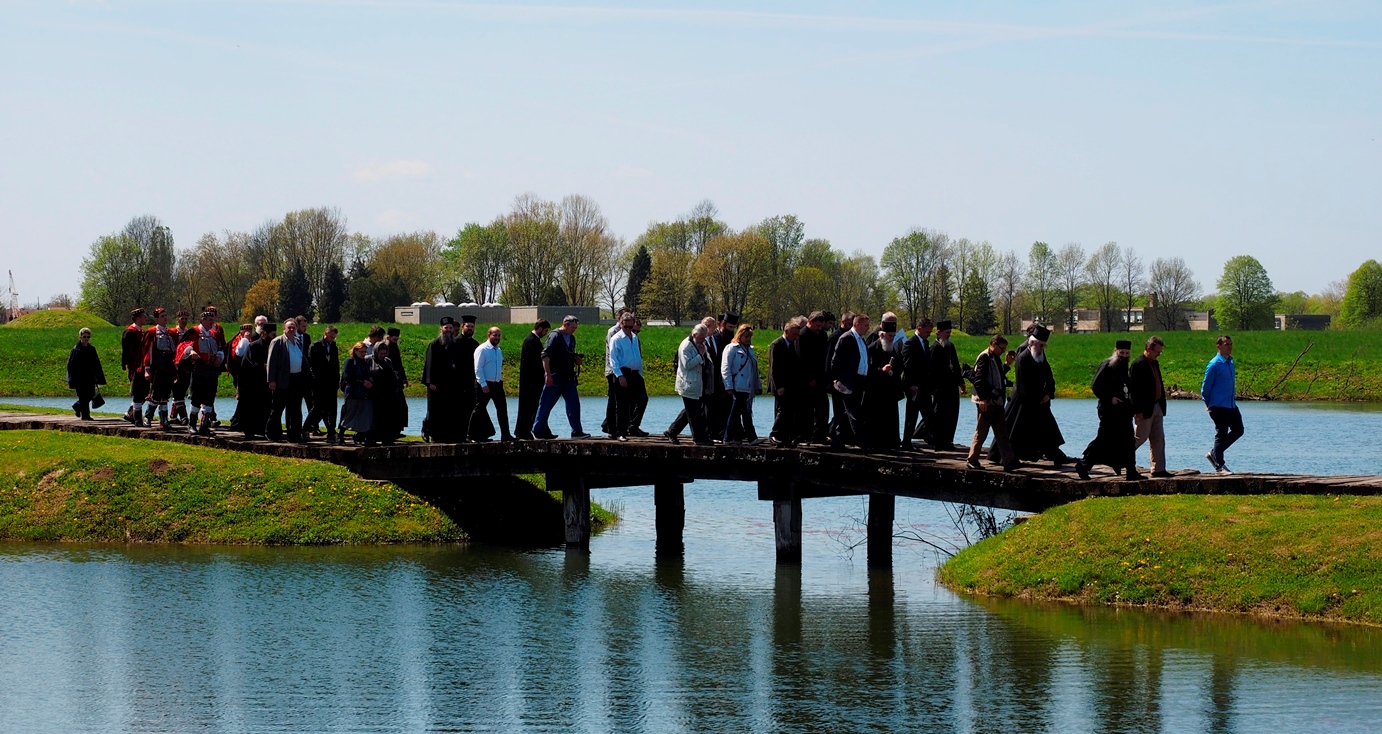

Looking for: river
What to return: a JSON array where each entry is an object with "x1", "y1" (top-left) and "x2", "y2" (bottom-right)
[{"x1": 1, "y1": 396, "x2": 1380, "y2": 732}]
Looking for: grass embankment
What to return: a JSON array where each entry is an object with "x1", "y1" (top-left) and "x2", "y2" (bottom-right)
[
  {"x1": 4, "y1": 316, "x2": 1379, "y2": 400},
  {"x1": 939, "y1": 495, "x2": 1382, "y2": 625},
  {"x1": 0, "y1": 430, "x2": 617, "y2": 545},
  {"x1": 4, "y1": 310, "x2": 114, "y2": 329}
]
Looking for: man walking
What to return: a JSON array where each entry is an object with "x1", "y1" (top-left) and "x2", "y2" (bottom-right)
[
  {"x1": 122, "y1": 307, "x2": 150, "y2": 426},
  {"x1": 1130, "y1": 336, "x2": 1169, "y2": 477},
  {"x1": 601, "y1": 311, "x2": 628, "y2": 437},
  {"x1": 798, "y1": 311, "x2": 831, "y2": 444},
  {"x1": 422, "y1": 317, "x2": 467, "y2": 443},
  {"x1": 1075, "y1": 340, "x2": 1142, "y2": 481},
  {"x1": 515, "y1": 319, "x2": 550, "y2": 440},
  {"x1": 666, "y1": 323, "x2": 713, "y2": 445},
  {"x1": 966, "y1": 335, "x2": 1018, "y2": 471},
  {"x1": 607, "y1": 313, "x2": 645, "y2": 441},
  {"x1": 266, "y1": 317, "x2": 310, "y2": 442},
  {"x1": 471, "y1": 326, "x2": 512, "y2": 441},
  {"x1": 767, "y1": 317, "x2": 805, "y2": 447},
  {"x1": 1202, "y1": 335, "x2": 1243, "y2": 474},
  {"x1": 899, "y1": 317, "x2": 935, "y2": 451},
  {"x1": 532, "y1": 315, "x2": 589, "y2": 439},
  {"x1": 929, "y1": 320, "x2": 966, "y2": 449},
  {"x1": 306, "y1": 326, "x2": 341, "y2": 442},
  {"x1": 828, "y1": 313, "x2": 871, "y2": 451}
]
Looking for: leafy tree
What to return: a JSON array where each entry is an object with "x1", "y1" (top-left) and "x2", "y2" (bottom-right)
[
  {"x1": 1147, "y1": 257, "x2": 1199, "y2": 330},
  {"x1": 696, "y1": 230, "x2": 769, "y2": 321},
  {"x1": 1084, "y1": 241, "x2": 1122, "y2": 332},
  {"x1": 1339, "y1": 259, "x2": 1382, "y2": 328},
  {"x1": 241, "y1": 278, "x2": 280, "y2": 322},
  {"x1": 277, "y1": 262, "x2": 313, "y2": 321},
  {"x1": 444, "y1": 221, "x2": 509, "y2": 305},
  {"x1": 503, "y1": 194, "x2": 560, "y2": 305},
  {"x1": 1119, "y1": 247, "x2": 1145, "y2": 330},
  {"x1": 753, "y1": 214, "x2": 806, "y2": 325},
  {"x1": 1024, "y1": 241, "x2": 1058, "y2": 323},
  {"x1": 687, "y1": 284, "x2": 710, "y2": 320},
  {"x1": 960, "y1": 270, "x2": 997, "y2": 335},
  {"x1": 342, "y1": 273, "x2": 409, "y2": 323},
  {"x1": 881, "y1": 229, "x2": 944, "y2": 328},
  {"x1": 320, "y1": 261, "x2": 347, "y2": 322},
  {"x1": 1216, "y1": 255, "x2": 1277, "y2": 330},
  {"x1": 1055, "y1": 243, "x2": 1086, "y2": 332},
  {"x1": 993, "y1": 251, "x2": 1025, "y2": 334},
  {"x1": 78, "y1": 215, "x2": 176, "y2": 324},
  {"x1": 624, "y1": 244, "x2": 653, "y2": 314},
  {"x1": 368, "y1": 230, "x2": 444, "y2": 302},
  {"x1": 1275, "y1": 291, "x2": 1311, "y2": 315},
  {"x1": 644, "y1": 247, "x2": 695, "y2": 325},
  {"x1": 275, "y1": 207, "x2": 349, "y2": 311}
]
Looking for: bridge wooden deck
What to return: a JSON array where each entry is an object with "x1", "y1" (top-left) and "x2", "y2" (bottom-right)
[{"x1": 5, "y1": 410, "x2": 1380, "y2": 565}]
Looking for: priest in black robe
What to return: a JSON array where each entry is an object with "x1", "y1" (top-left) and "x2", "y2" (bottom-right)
[
  {"x1": 422, "y1": 316, "x2": 469, "y2": 443},
  {"x1": 928, "y1": 320, "x2": 966, "y2": 449},
  {"x1": 863, "y1": 315, "x2": 904, "y2": 451},
  {"x1": 1076, "y1": 340, "x2": 1143, "y2": 481},
  {"x1": 1000, "y1": 325, "x2": 1071, "y2": 465}
]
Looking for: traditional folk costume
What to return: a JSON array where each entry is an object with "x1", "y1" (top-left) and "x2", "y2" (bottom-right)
[
  {"x1": 121, "y1": 308, "x2": 150, "y2": 426},
  {"x1": 142, "y1": 309, "x2": 180, "y2": 429}
]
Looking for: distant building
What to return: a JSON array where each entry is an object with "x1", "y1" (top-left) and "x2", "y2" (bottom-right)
[
  {"x1": 1022, "y1": 306, "x2": 1215, "y2": 334},
  {"x1": 393, "y1": 303, "x2": 600, "y2": 326},
  {"x1": 1275, "y1": 313, "x2": 1331, "y2": 331}
]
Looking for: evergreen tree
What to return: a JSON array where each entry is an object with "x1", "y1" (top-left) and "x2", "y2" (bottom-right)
[
  {"x1": 687, "y1": 284, "x2": 710, "y2": 320},
  {"x1": 341, "y1": 272, "x2": 410, "y2": 323},
  {"x1": 960, "y1": 270, "x2": 997, "y2": 335},
  {"x1": 319, "y1": 261, "x2": 347, "y2": 323},
  {"x1": 277, "y1": 261, "x2": 313, "y2": 321},
  {"x1": 624, "y1": 245, "x2": 652, "y2": 314}
]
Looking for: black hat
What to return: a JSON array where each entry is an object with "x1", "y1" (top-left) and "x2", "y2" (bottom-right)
[
  {"x1": 130, "y1": 307, "x2": 145, "y2": 318},
  {"x1": 723, "y1": 312, "x2": 740, "y2": 326},
  {"x1": 386, "y1": 327, "x2": 401, "y2": 337},
  {"x1": 936, "y1": 320, "x2": 953, "y2": 331},
  {"x1": 460, "y1": 314, "x2": 478, "y2": 324},
  {"x1": 881, "y1": 320, "x2": 897, "y2": 333},
  {"x1": 440, "y1": 316, "x2": 457, "y2": 326},
  {"x1": 1116, "y1": 339, "x2": 1133, "y2": 350},
  {"x1": 1034, "y1": 325, "x2": 1052, "y2": 342}
]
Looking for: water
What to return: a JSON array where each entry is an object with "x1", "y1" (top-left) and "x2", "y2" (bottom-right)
[{"x1": 2, "y1": 396, "x2": 1381, "y2": 731}]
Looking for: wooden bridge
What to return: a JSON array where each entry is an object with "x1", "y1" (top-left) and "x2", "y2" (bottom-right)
[{"x1": 4, "y1": 410, "x2": 1381, "y2": 567}]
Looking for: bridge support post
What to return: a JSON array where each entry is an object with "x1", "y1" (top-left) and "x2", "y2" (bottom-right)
[
  {"x1": 867, "y1": 493, "x2": 895, "y2": 569},
  {"x1": 654, "y1": 482, "x2": 684, "y2": 556},
  {"x1": 550, "y1": 472, "x2": 590, "y2": 550},
  {"x1": 764, "y1": 479, "x2": 802, "y2": 565}
]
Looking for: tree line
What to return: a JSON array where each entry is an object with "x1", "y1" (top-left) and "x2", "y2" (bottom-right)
[{"x1": 74, "y1": 198, "x2": 1382, "y2": 332}]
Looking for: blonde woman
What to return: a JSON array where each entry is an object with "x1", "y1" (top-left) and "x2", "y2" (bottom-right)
[
  {"x1": 339, "y1": 341, "x2": 375, "y2": 444},
  {"x1": 720, "y1": 324, "x2": 763, "y2": 445}
]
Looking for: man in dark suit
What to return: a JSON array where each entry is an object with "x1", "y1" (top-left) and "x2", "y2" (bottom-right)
[
  {"x1": 514, "y1": 319, "x2": 551, "y2": 440},
  {"x1": 767, "y1": 317, "x2": 806, "y2": 447},
  {"x1": 798, "y1": 310, "x2": 831, "y2": 444},
  {"x1": 265, "y1": 318, "x2": 311, "y2": 442},
  {"x1": 828, "y1": 313, "x2": 871, "y2": 451},
  {"x1": 305, "y1": 326, "x2": 341, "y2": 442},
  {"x1": 825, "y1": 311, "x2": 854, "y2": 442},
  {"x1": 929, "y1": 320, "x2": 966, "y2": 449},
  {"x1": 899, "y1": 317, "x2": 935, "y2": 451}
]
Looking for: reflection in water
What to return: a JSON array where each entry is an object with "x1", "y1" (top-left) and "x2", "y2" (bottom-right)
[{"x1": 2, "y1": 542, "x2": 1382, "y2": 732}]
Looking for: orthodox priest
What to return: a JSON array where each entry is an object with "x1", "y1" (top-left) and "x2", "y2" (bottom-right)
[
  {"x1": 928, "y1": 320, "x2": 966, "y2": 449},
  {"x1": 422, "y1": 316, "x2": 469, "y2": 443},
  {"x1": 1075, "y1": 340, "x2": 1143, "y2": 481},
  {"x1": 999, "y1": 325, "x2": 1071, "y2": 465}
]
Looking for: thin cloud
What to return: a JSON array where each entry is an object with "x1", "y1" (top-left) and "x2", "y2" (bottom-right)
[{"x1": 354, "y1": 160, "x2": 432, "y2": 183}]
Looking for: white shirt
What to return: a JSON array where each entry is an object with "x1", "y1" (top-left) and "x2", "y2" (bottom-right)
[
  {"x1": 474, "y1": 340, "x2": 503, "y2": 383},
  {"x1": 604, "y1": 323, "x2": 622, "y2": 376},
  {"x1": 608, "y1": 330, "x2": 643, "y2": 373},
  {"x1": 286, "y1": 339, "x2": 303, "y2": 373}
]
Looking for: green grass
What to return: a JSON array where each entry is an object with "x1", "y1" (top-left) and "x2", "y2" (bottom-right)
[
  {"x1": 3, "y1": 322, "x2": 1378, "y2": 400},
  {"x1": 4, "y1": 309, "x2": 113, "y2": 329},
  {"x1": 939, "y1": 494, "x2": 1382, "y2": 625}
]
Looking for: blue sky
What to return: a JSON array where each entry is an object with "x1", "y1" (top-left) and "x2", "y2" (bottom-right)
[{"x1": 2, "y1": 0, "x2": 1379, "y2": 304}]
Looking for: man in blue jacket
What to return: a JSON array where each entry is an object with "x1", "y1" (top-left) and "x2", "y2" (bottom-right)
[{"x1": 1201, "y1": 334, "x2": 1243, "y2": 474}]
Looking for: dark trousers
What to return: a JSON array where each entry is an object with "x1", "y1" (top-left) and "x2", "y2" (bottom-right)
[
  {"x1": 931, "y1": 393, "x2": 960, "y2": 447},
  {"x1": 305, "y1": 382, "x2": 338, "y2": 434},
  {"x1": 73, "y1": 384, "x2": 96, "y2": 419},
  {"x1": 1209, "y1": 406, "x2": 1245, "y2": 465},
  {"x1": 267, "y1": 372, "x2": 307, "y2": 440},
  {"x1": 533, "y1": 377, "x2": 582, "y2": 437},
  {"x1": 771, "y1": 391, "x2": 802, "y2": 443},
  {"x1": 515, "y1": 380, "x2": 541, "y2": 440},
  {"x1": 612, "y1": 369, "x2": 647, "y2": 437},
  {"x1": 807, "y1": 385, "x2": 829, "y2": 442},
  {"x1": 128, "y1": 371, "x2": 149, "y2": 404},
  {"x1": 723, "y1": 391, "x2": 756, "y2": 441},
  {"x1": 601, "y1": 374, "x2": 618, "y2": 434},
  {"x1": 831, "y1": 387, "x2": 868, "y2": 449},
  {"x1": 632, "y1": 385, "x2": 648, "y2": 430},
  {"x1": 904, "y1": 387, "x2": 937, "y2": 446},
  {"x1": 474, "y1": 381, "x2": 512, "y2": 439},
  {"x1": 677, "y1": 396, "x2": 710, "y2": 442}
]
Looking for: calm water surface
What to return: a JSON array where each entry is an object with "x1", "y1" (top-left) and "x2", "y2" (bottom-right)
[{"x1": 2, "y1": 396, "x2": 1380, "y2": 732}]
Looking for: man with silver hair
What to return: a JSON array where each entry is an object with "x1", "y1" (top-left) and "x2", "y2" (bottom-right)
[
  {"x1": 1001, "y1": 324, "x2": 1070, "y2": 466},
  {"x1": 664, "y1": 322, "x2": 714, "y2": 444}
]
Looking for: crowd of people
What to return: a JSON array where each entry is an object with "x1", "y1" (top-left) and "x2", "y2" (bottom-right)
[{"x1": 64, "y1": 307, "x2": 1249, "y2": 478}]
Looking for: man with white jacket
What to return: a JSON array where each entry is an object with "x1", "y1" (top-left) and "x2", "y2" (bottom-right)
[{"x1": 664, "y1": 324, "x2": 713, "y2": 445}]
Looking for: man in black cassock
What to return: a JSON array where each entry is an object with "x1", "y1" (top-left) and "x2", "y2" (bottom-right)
[
  {"x1": 1076, "y1": 339, "x2": 1143, "y2": 481},
  {"x1": 422, "y1": 316, "x2": 469, "y2": 443},
  {"x1": 928, "y1": 320, "x2": 966, "y2": 450},
  {"x1": 863, "y1": 313, "x2": 903, "y2": 451},
  {"x1": 1000, "y1": 325, "x2": 1071, "y2": 465},
  {"x1": 514, "y1": 319, "x2": 551, "y2": 440}
]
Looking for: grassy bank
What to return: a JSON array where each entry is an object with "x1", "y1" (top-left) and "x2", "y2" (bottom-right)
[
  {"x1": 939, "y1": 495, "x2": 1382, "y2": 625},
  {"x1": 0, "y1": 430, "x2": 617, "y2": 545},
  {"x1": 5, "y1": 320, "x2": 1378, "y2": 401}
]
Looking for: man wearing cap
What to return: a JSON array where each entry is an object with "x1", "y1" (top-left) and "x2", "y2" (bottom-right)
[
  {"x1": 305, "y1": 326, "x2": 341, "y2": 442},
  {"x1": 121, "y1": 307, "x2": 150, "y2": 426},
  {"x1": 142, "y1": 307, "x2": 179, "y2": 430},
  {"x1": 1130, "y1": 335, "x2": 1170, "y2": 477},
  {"x1": 266, "y1": 317, "x2": 311, "y2": 442},
  {"x1": 532, "y1": 315, "x2": 589, "y2": 439},
  {"x1": 899, "y1": 317, "x2": 935, "y2": 451},
  {"x1": 422, "y1": 316, "x2": 468, "y2": 443},
  {"x1": 515, "y1": 319, "x2": 551, "y2": 440},
  {"x1": 828, "y1": 312, "x2": 872, "y2": 451},
  {"x1": 929, "y1": 320, "x2": 966, "y2": 450},
  {"x1": 469, "y1": 326, "x2": 511, "y2": 441},
  {"x1": 1001, "y1": 325, "x2": 1071, "y2": 466},
  {"x1": 1075, "y1": 340, "x2": 1143, "y2": 481},
  {"x1": 799, "y1": 311, "x2": 831, "y2": 444}
]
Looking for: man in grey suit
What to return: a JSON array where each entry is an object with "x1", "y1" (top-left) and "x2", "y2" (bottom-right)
[{"x1": 266, "y1": 318, "x2": 311, "y2": 442}]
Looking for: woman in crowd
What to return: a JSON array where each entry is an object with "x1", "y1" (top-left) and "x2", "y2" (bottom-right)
[
  {"x1": 720, "y1": 323, "x2": 762, "y2": 445},
  {"x1": 339, "y1": 341, "x2": 374, "y2": 444},
  {"x1": 66, "y1": 327, "x2": 106, "y2": 420}
]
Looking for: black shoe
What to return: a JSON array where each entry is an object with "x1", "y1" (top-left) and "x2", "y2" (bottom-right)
[
  {"x1": 534, "y1": 432, "x2": 558, "y2": 440},
  {"x1": 693, "y1": 438, "x2": 714, "y2": 446},
  {"x1": 1151, "y1": 470, "x2": 1172, "y2": 478},
  {"x1": 662, "y1": 430, "x2": 680, "y2": 444},
  {"x1": 570, "y1": 432, "x2": 592, "y2": 439},
  {"x1": 1126, "y1": 470, "x2": 1145, "y2": 481},
  {"x1": 965, "y1": 460, "x2": 983, "y2": 470},
  {"x1": 628, "y1": 428, "x2": 650, "y2": 438},
  {"x1": 1002, "y1": 461, "x2": 1021, "y2": 472},
  {"x1": 1075, "y1": 461, "x2": 1090, "y2": 480}
]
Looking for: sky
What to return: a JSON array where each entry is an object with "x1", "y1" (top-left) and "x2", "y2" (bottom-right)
[{"x1": 1, "y1": 0, "x2": 1379, "y2": 305}]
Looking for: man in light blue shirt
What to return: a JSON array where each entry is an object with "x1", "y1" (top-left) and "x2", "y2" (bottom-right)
[
  {"x1": 471, "y1": 326, "x2": 511, "y2": 441},
  {"x1": 608, "y1": 314, "x2": 645, "y2": 441},
  {"x1": 1201, "y1": 334, "x2": 1243, "y2": 474}
]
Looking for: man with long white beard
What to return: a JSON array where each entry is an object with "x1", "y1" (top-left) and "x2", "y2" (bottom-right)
[{"x1": 1075, "y1": 340, "x2": 1143, "y2": 481}]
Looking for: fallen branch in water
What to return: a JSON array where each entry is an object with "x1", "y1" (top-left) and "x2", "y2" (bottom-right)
[{"x1": 1258, "y1": 341, "x2": 1314, "y2": 400}]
